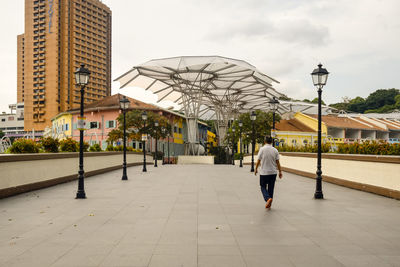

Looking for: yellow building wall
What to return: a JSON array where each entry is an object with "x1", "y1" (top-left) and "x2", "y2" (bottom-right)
[
  {"x1": 51, "y1": 113, "x2": 72, "y2": 138},
  {"x1": 207, "y1": 131, "x2": 217, "y2": 147},
  {"x1": 173, "y1": 117, "x2": 184, "y2": 144},
  {"x1": 294, "y1": 112, "x2": 327, "y2": 134}
]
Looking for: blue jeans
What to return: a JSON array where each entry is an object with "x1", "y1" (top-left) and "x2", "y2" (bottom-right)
[{"x1": 260, "y1": 174, "x2": 277, "y2": 202}]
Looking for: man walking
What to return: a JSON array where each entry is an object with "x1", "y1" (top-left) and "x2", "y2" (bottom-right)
[{"x1": 255, "y1": 136, "x2": 283, "y2": 209}]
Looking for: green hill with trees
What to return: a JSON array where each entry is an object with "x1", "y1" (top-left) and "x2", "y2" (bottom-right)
[
  {"x1": 279, "y1": 88, "x2": 399, "y2": 114},
  {"x1": 329, "y1": 88, "x2": 400, "y2": 113}
]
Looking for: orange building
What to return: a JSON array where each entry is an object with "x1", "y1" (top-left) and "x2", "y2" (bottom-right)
[
  {"x1": 18, "y1": 0, "x2": 111, "y2": 131},
  {"x1": 17, "y1": 34, "x2": 25, "y2": 103}
]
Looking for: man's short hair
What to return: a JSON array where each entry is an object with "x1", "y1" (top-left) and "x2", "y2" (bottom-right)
[{"x1": 265, "y1": 136, "x2": 273, "y2": 144}]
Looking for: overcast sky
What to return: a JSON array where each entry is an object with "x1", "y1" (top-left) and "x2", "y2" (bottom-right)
[{"x1": 1, "y1": 0, "x2": 400, "y2": 112}]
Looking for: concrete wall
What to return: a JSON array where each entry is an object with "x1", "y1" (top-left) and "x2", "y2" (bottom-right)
[
  {"x1": 361, "y1": 130, "x2": 376, "y2": 139},
  {"x1": 177, "y1": 155, "x2": 214, "y2": 164},
  {"x1": 0, "y1": 152, "x2": 148, "y2": 198},
  {"x1": 243, "y1": 153, "x2": 400, "y2": 199},
  {"x1": 278, "y1": 154, "x2": 399, "y2": 191},
  {"x1": 328, "y1": 128, "x2": 344, "y2": 139},
  {"x1": 345, "y1": 129, "x2": 360, "y2": 139}
]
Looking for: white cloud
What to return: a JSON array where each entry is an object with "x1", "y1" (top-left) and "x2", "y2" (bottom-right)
[{"x1": 1, "y1": 0, "x2": 400, "y2": 113}]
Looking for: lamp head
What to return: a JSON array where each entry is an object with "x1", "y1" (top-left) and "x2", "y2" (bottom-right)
[
  {"x1": 141, "y1": 111, "x2": 148, "y2": 121},
  {"x1": 74, "y1": 64, "x2": 91, "y2": 86},
  {"x1": 311, "y1": 63, "x2": 329, "y2": 88},
  {"x1": 119, "y1": 96, "x2": 130, "y2": 110},
  {"x1": 250, "y1": 111, "x2": 256, "y2": 121}
]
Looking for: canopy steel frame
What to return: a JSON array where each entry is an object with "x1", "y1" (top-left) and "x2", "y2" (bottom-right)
[{"x1": 115, "y1": 56, "x2": 282, "y2": 153}]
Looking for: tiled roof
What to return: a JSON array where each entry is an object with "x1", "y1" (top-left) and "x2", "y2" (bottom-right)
[
  {"x1": 276, "y1": 118, "x2": 315, "y2": 132},
  {"x1": 372, "y1": 118, "x2": 400, "y2": 130},
  {"x1": 309, "y1": 115, "x2": 386, "y2": 131},
  {"x1": 68, "y1": 94, "x2": 159, "y2": 112}
]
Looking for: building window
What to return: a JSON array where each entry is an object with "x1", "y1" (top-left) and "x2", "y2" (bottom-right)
[
  {"x1": 106, "y1": 120, "x2": 115, "y2": 128},
  {"x1": 89, "y1": 121, "x2": 99, "y2": 129}
]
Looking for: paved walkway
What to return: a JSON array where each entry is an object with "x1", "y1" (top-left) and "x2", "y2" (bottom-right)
[{"x1": 0, "y1": 165, "x2": 399, "y2": 267}]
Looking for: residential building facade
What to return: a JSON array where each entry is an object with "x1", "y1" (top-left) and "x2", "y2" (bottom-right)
[
  {"x1": 50, "y1": 94, "x2": 210, "y2": 156},
  {"x1": 275, "y1": 112, "x2": 400, "y2": 146},
  {"x1": 19, "y1": 0, "x2": 111, "y2": 131},
  {"x1": 0, "y1": 103, "x2": 25, "y2": 138}
]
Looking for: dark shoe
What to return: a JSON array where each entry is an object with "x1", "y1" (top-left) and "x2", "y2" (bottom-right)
[{"x1": 266, "y1": 198, "x2": 273, "y2": 209}]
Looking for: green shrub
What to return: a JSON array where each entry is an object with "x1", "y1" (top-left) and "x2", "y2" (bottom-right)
[
  {"x1": 8, "y1": 138, "x2": 40, "y2": 153},
  {"x1": 209, "y1": 146, "x2": 230, "y2": 164},
  {"x1": 83, "y1": 142, "x2": 89, "y2": 152},
  {"x1": 89, "y1": 143, "x2": 102, "y2": 152},
  {"x1": 59, "y1": 138, "x2": 78, "y2": 152},
  {"x1": 234, "y1": 153, "x2": 243, "y2": 160},
  {"x1": 40, "y1": 137, "x2": 59, "y2": 153},
  {"x1": 106, "y1": 144, "x2": 114, "y2": 151},
  {"x1": 114, "y1": 145, "x2": 123, "y2": 151},
  {"x1": 277, "y1": 143, "x2": 331, "y2": 153},
  {"x1": 337, "y1": 140, "x2": 400, "y2": 155},
  {"x1": 151, "y1": 151, "x2": 164, "y2": 160}
]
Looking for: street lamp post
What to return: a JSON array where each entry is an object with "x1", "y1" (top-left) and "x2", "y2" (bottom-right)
[
  {"x1": 74, "y1": 64, "x2": 90, "y2": 199},
  {"x1": 142, "y1": 111, "x2": 148, "y2": 172},
  {"x1": 162, "y1": 143, "x2": 165, "y2": 165},
  {"x1": 167, "y1": 132, "x2": 170, "y2": 164},
  {"x1": 311, "y1": 63, "x2": 329, "y2": 199},
  {"x1": 250, "y1": 111, "x2": 256, "y2": 172},
  {"x1": 120, "y1": 96, "x2": 130, "y2": 180},
  {"x1": 231, "y1": 126, "x2": 235, "y2": 165},
  {"x1": 268, "y1": 97, "x2": 280, "y2": 147},
  {"x1": 239, "y1": 120, "x2": 243, "y2": 167},
  {"x1": 154, "y1": 120, "x2": 159, "y2": 167}
]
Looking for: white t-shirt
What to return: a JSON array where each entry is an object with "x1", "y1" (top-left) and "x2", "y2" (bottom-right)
[{"x1": 257, "y1": 144, "x2": 280, "y2": 175}]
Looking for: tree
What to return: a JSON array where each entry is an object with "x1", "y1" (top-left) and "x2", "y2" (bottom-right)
[
  {"x1": 395, "y1": 94, "x2": 400, "y2": 109},
  {"x1": 364, "y1": 88, "x2": 399, "y2": 110},
  {"x1": 311, "y1": 97, "x2": 326, "y2": 105},
  {"x1": 0, "y1": 130, "x2": 4, "y2": 139},
  {"x1": 329, "y1": 102, "x2": 349, "y2": 111},
  {"x1": 225, "y1": 110, "x2": 280, "y2": 146},
  {"x1": 107, "y1": 110, "x2": 172, "y2": 143},
  {"x1": 348, "y1": 97, "x2": 366, "y2": 113}
]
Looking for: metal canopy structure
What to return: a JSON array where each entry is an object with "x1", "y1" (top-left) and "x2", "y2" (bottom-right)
[
  {"x1": 115, "y1": 56, "x2": 282, "y2": 152},
  {"x1": 242, "y1": 100, "x2": 337, "y2": 115}
]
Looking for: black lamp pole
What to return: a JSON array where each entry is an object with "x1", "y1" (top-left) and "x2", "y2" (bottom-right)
[
  {"x1": 154, "y1": 121, "x2": 159, "y2": 167},
  {"x1": 167, "y1": 134, "x2": 170, "y2": 164},
  {"x1": 231, "y1": 127, "x2": 235, "y2": 165},
  {"x1": 120, "y1": 96, "x2": 130, "y2": 180},
  {"x1": 75, "y1": 64, "x2": 90, "y2": 199},
  {"x1": 268, "y1": 97, "x2": 279, "y2": 147},
  {"x1": 250, "y1": 111, "x2": 256, "y2": 172},
  {"x1": 239, "y1": 120, "x2": 243, "y2": 167},
  {"x1": 311, "y1": 63, "x2": 329, "y2": 199},
  {"x1": 162, "y1": 143, "x2": 165, "y2": 165},
  {"x1": 142, "y1": 111, "x2": 147, "y2": 172}
]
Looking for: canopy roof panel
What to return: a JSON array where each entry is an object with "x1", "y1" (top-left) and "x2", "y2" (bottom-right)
[{"x1": 114, "y1": 56, "x2": 281, "y2": 105}]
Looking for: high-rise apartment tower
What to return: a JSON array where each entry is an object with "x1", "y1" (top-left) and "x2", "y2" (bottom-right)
[{"x1": 18, "y1": 0, "x2": 111, "y2": 131}]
